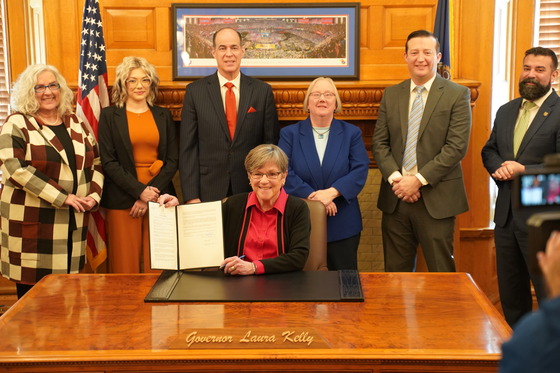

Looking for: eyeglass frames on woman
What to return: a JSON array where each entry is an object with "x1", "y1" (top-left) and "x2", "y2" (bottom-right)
[
  {"x1": 250, "y1": 171, "x2": 284, "y2": 180},
  {"x1": 34, "y1": 83, "x2": 61, "y2": 93},
  {"x1": 309, "y1": 92, "x2": 335, "y2": 99},
  {"x1": 126, "y1": 78, "x2": 151, "y2": 87}
]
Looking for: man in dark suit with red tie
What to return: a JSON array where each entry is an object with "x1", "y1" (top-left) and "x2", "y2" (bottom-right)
[{"x1": 180, "y1": 27, "x2": 279, "y2": 203}]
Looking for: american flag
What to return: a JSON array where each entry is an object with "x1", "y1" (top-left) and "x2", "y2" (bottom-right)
[{"x1": 76, "y1": 0, "x2": 109, "y2": 271}]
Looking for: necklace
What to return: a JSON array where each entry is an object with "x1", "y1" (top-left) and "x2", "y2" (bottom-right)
[
  {"x1": 127, "y1": 109, "x2": 149, "y2": 117},
  {"x1": 36, "y1": 113, "x2": 61, "y2": 126},
  {"x1": 312, "y1": 126, "x2": 330, "y2": 139}
]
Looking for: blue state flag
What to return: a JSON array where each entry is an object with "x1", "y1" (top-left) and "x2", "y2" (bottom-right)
[{"x1": 434, "y1": 0, "x2": 452, "y2": 79}]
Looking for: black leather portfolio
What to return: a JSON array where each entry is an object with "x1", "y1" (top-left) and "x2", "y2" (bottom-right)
[{"x1": 144, "y1": 270, "x2": 364, "y2": 302}]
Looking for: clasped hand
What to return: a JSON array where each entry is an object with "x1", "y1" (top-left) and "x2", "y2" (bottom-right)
[
  {"x1": 131, "y1": 186, "x2": 161, "y2": 218},
  {"x1": 64, "y1": 194, "x2": 97, "y2": 212},
  {"x1": 140, "y1": 185, "x2": 160, "y2": 203},
  {"x1": 392, "y1": 175, "x2": 421, "y2": 203},
  {"x1": 492, "y1": 161, "x2": 525, "y2": 181},
  {"x1": 308, "y1": 188, "x2": 339, "y2": 216}
]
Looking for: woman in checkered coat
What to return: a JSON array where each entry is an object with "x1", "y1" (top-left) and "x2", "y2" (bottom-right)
[{"x1": 0, "y1": 64, "x2": 104, "y2": 298}]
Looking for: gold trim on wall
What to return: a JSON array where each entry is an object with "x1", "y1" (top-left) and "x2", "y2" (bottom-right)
[{"x1": 153, "y1": 80, "x2": 480, "y2": 123}]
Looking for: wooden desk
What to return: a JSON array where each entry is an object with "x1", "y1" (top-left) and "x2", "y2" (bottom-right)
[{"x1": 0, "y1": 272, "x2": 511, "y2": 373}]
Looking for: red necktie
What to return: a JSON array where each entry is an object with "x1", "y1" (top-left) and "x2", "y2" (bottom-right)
[{"x1": 225, "y1": 82, "x2": 237, "y2": 140}]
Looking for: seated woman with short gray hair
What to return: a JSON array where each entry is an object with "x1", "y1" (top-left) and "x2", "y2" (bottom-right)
[{"x1": 158, "y1": 144, "x2": 310, "y2": 275}]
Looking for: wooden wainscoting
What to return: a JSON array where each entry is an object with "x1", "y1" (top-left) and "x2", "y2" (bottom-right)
[
  {"x1": 416, "y1": 228, "x2": 503, "y2": 316},
  {"x1": 156, "y1": 79, "x2": 480, "y2": 169},
  {"x1": 459, "y1": 228, "x2": 501, "y2": 312}
]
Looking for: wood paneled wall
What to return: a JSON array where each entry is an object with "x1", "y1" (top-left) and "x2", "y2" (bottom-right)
[
  {"x1": 5, "y1": 0, "x2": 516, "y2": 248},
  {"x1": 8, "y1": 0, "x2": 458, "y2": 84}
]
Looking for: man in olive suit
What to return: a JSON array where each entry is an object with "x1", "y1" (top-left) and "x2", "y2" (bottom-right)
[{"x1": 373, "y1": 29, "x2": 472, "y2": 273}]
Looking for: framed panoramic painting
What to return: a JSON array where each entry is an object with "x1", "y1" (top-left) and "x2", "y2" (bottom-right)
[{"x1": 172, "y1": 3, "x2": 360, "y2": 80}]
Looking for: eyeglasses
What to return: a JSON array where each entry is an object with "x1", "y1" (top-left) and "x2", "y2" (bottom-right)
[
  {"x1": 250, "y1": 171, "x2": 284, "y2": 180},
  {"x1": 126, "y1": 78, "x2": 151, "y2": 87},
  {"x1": 34, "y1": 83, "x2": 60, "y2": 93},
  {"x1": 309, "y1": 92, "x2": 335, "y2": 99}
]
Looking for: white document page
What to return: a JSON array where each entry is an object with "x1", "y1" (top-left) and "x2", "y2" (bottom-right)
[
  {"x1": 176, "y1": 200, "x2": 224, "y2": 269},
  {"x1": 148, "y1": 202, "x2": 179, "y2": 270}
]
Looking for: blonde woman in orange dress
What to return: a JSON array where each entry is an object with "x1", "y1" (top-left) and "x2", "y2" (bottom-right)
[{"x1": 99, "y1": 56, "x2": 178, "y2": 273}]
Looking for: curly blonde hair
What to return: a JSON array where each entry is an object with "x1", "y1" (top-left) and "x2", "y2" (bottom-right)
[
  {"x1": 10, "y1": 64, "x2": 74, "y2": 116},
  {"x1": 111, "y1": 56, "x2": 160, "y2": 107}
]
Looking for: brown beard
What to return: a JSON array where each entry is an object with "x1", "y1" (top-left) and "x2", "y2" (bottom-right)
[{"x1": 519, "y1": 78, "x2": 551, "y2": 101}]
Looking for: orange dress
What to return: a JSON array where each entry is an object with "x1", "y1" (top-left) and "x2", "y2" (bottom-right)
[{"x1": 106, "y1": 110, "x2": 160, "y2": 273}]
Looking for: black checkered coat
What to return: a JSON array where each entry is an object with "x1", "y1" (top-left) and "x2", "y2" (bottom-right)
[{"x1": 0, "y1": 113, "x2": 103, "y2": 284}]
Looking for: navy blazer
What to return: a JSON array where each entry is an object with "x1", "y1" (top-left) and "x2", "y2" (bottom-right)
[
  {"x1": 179, "y1": 72, "x2": 279, "y2": 202},
  {"x1": 99, "y1": 105, "x2": 178, "y2": 209},
  {"x1": 279, "y1": 118, "x2": 369, "y2": 242},
  {"x1": 482, "y1": 91, "x2": 560, "y2": 228}
]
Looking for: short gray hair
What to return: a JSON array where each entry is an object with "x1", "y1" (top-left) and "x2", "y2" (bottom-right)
[
  {"x1": 244, "y1": 144, "x2": 288, "y2": 174},
  {"x1": 111, "y1": 56, "x2": 160, "y2": 107},
  {"x1": 10, "y1": 64, "x2": 74, "y2": 116},
  {"x1": 303, "y1": 77, "x2": 342, "y2": 114}
]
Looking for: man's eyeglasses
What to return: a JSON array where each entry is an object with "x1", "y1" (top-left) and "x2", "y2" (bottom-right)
[
  {"x1": 126, "y1": 78, "x2": 151, "y2": 87},
  {"x1": 309, "y1": 92, "x2": 335, "y2": 99},
  {"x1": 250, "y1": 171, "x2": 284, "y2": 180},
  {"x1": 34, "y1": 83, "x2": 61, "y2": 93}
]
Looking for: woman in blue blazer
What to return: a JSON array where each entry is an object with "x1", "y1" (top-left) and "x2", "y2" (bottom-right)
[{"x1": 278, "y1": 77, "x2": 369, "y2": 270}]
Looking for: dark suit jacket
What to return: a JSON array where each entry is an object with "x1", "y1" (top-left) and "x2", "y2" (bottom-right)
[
  {"x1": 222, "y1": 193, "x2": 310, "y2": 274},
  {"x1": 99, "y1": 105, "x2": 178, "y2": 209},
  {"x1": 482, "y1": 91, "x2": 560, "y2": 227},
  {"x1": 373, "y1": 75, "x2": 472, "y2": 219},
  {"x1": 180, "y1": 72, "x2": 279, "y2": 202},
  {"x1": 278, "y1": 118, "x2": 370, "y2": 242}
]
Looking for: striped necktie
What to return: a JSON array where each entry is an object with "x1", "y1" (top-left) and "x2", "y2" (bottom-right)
[
  {"x1": 402, "y1": 86, "x2": 425, "y2": 171},
  {"x1": 513, "y1": 101, "x2": 536, "y2": 157}
]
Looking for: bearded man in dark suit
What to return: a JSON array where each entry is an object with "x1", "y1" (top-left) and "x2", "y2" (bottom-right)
[
  {"x1": 180, "y1": 27, "x2": 279, "y2": 203},
  {"x1": 482, "y1": 46, "x2": 560, "y2": 327}
]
